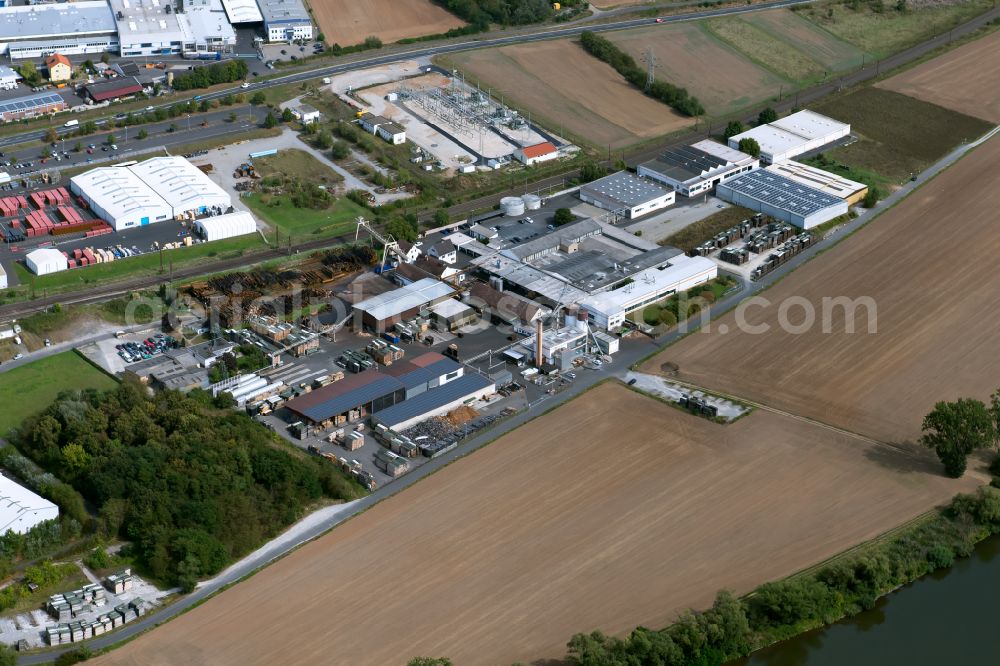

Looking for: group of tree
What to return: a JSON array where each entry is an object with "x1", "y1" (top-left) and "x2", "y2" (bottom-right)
[
  {"x1": 433, "y1": 0, "x2": 578, "y2": 27},
  {"x1": 385, "y1": 214, "x2": 420, "y2": 243},
  {"x1": 579, "y1": 32, "x2": 704, "y2": 117},
  {"x1": 13, "y1": 382, "x2": 362, "y2": 590},
  {"x1": 207, "y1": 344, "x2": 271, "y2": 383},
  {"x1": 468, "y1": 487, "x2": 1000, "y2": 666},
  {"x1": 171, "y1": 59, "x2": 249, "y2": 91},
  {"x1": 921, "y1": 392, "x2": 1000, "y2": 477}
]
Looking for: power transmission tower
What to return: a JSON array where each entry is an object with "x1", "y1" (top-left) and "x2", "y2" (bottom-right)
[{"x1": 641, "y1": 48, "x2": 657, "y2": 92}]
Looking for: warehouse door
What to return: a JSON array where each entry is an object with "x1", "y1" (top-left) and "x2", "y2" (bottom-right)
[{"x1": 141, "y1": 216, "x2": 149, "y2": 226}]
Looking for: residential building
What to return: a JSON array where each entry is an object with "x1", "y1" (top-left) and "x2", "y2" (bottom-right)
[{"x1": 45, "y1": 53, "x2": 72, "y2": 82}]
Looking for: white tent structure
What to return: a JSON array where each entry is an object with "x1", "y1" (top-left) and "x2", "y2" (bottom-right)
[
  {"x1": 195, "y1": 211, "x2": 257, "y2": 242},
  {"x1": 127, "y1": 156, "x2": 232, "y2": 219},
  {"x1": 0, "y1": 476, "x2": 59, "y2": 535},
  {"x1": 70, "y1": 167, "x2": 172, "y2": 231},
  {"x1": 26, "y1": 248, "x2": 68, "y2": 275}
]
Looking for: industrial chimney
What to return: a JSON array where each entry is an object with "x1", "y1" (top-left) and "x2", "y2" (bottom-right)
[{"x1": 535, "y1": 318, "x2": 543, "y2": 368}]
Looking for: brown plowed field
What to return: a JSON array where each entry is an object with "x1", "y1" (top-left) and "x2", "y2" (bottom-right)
[
  {"x1": 878, "y1": 29, "x2": 1000, "y2": 123},
  {"x1": 96, "y1": 384, "x2": 974, "y2": 666},
  {"x1": 311, "y1": 0, "x2": 465, "y2": 48},
  {"x1": 644, "y1": 134, "x2": 1000, "y2": 445},
  {"x1": 443, "y1": 40, "x2": 691, "y2": 148}
]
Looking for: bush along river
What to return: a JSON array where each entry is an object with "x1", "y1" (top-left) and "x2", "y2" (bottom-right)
[{"x1": 734, "y1": 534, "x2": 1000, "y2": 666}]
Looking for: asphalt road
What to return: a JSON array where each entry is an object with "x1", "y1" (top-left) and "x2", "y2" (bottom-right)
[{"x1": 14, "y1": 120, "x2": 998, "y2": 664}]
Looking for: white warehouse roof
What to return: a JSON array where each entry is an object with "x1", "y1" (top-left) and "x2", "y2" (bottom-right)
[
  {"x1": 354, "y1": 278, "x2": 454, "y2": 322},
  {"x1": 128, "y1": 156, "x2": 231, "y2": 215},
  {"x1": 730, "y1": 110, "x2": 850, "y2": 163},
  {"x1": 71, "y1": 167, "x2": 172, "y2": 223},
  {"x1": 221, "y1": 0, "x2": 264, "y2": 23},
  {"x1": 0, "y1": 1, "x2": 117, "y2": 42},
  {"x1": 0, "y1": 475, "x2": 59, "y2": 535},
  {"x1": 195, "y1": 211, "x2": 257, "y2": 241},
  {"x1": 770, "y1": 110, "x2": 850, "y2": 141},
  {"x1": 581, "y1": 255, "x2": 718, "y2": 320}
]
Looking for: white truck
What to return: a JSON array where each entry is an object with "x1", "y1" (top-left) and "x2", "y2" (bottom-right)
[{"x1": 64, "y1": 119, "x2": 79, "y2": 128}]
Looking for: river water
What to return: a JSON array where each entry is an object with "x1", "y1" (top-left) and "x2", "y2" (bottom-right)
[{"x1": 734, "y1": 536, "x2": 1000, "y2": 666}]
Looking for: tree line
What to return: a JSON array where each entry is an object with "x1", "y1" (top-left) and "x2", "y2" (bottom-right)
[
  {"x1": 13, "y1": 382, "x2": 363, "y2": 591},
  {"x1": 171, "y1": 59, "x2": 249, "y2": 91},
  {"x1": 579, "y1": 32, "x2": 704, "y2": 117}
]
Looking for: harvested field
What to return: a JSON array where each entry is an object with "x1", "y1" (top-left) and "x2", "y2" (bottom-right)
[
  {"x1": 743, "y1": 8, "x2": 865, "y2": 71},
  {"x1": 878, "y1": 28, "x2": 1000, "y2": 123},
  {"x1": 311, "y1": 0, "x2": 465, "y2": 48},
  {"x1": 441, "y1": 40, "x2": 691, "y2": 149},
  {"x1": 608, "y1": 23, "x2": 784, "y2": 117},
  {"x1": 811, "y1": 87, "x2": 992, "y2": 182},
  {"x1": 645, "y1": 134, "x2": 1000, "y2": 445},
  {"x1": 96, "y1": 383, "x2": 975, "y2": 666}
]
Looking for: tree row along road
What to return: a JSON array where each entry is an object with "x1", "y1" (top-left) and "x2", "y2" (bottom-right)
[
  {"x1": 0, "y1": 0, "x2": 816, "y2": 151},
  {"x1": 0, "y1": 2, "x2": 997, "y2": 322}
]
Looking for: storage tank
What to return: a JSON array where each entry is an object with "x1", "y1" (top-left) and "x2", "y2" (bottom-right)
[
  {"x1": 500, "y1": 196, "x2": 525, "y2": 217},
  {"x1": 522, "y1": 193, "x2": 542, "y2": 210}
]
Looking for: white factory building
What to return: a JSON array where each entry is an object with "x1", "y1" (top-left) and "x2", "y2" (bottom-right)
[
  {"x1": 257, "y1": 0, "x2": 313, "y2": 42},
  {"x1": 195, "y1": 211, "x2": 257, "y2": 241},
  {"x1": 71, "y1": 168, "x2": 173, "y2": 231},
  {"x1": 220, "y1": 0, "x2": 264, "y2": 24},
  {"x1": 0, "y1": 476, "x2": 59, "y2": 535},
  {"x1": 0, "y1": 67, "x2": 20, "y2": 91},
  {"x1": 111, "y1": 0, "x2": 237, "y2": 58},
  {"x1": 578, "y1": 171, "x2": 675, "y2": 219},
  {"x1": 581, "y1": 254, "x2": 718, "y2": 330},
  {"x1": 71, "y1": 156, "x2": 233, "y2": 230},
  {"x1": 638, "y1": 140, "x2": 758, "y2": 197},
  {"x1": 716, "y1": 169, "x2": 849, "y2": 230},
  {"x1": 0, "y1": 2, "x2": 119, "y2": 60},
  {"x1": 26, "y1": 248, "x2": 69, "y2": 276},
  {"x1": 729, "y1": 110, "x2": 851, "y2": 164},
  {"x1": 127, "y1": 156, "x2": 232, "y2": 217}
]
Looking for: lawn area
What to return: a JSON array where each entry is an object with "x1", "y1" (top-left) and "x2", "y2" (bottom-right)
[
  {"x1": 169, "y1": 127, "x2": 282, "y2": 157},
  {"x1": 793, "y1": 0, "x2": 994, "y2": 58},
  {"x1": 705, "y1": 18, "x2": 826, "y2": 82},
  {"x1": 660, "y1": 205, "x2": 756, "y2": 252},
  {"x1": 811, "y1": 87, "x2": 993, "y2": 182},
  {"x1": 0, "y1": 351, "x2": 118, "y2": 436},
  {"x1": 12, "y1": 234, "x2": 267, "y2": 296},
  {"x1": 254, "y1": 149, "x2": 344, "y2": 187},
  {"x1": 244, "y1": 194, "x2": 368, "y2": 240},
  {"x1": 743, "y1": 8, "x2": 866, "y2": 72}
]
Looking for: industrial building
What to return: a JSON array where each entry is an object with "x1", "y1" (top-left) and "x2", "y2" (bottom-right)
[
  {"x1": 638, "y1": 140, "x2": 758, "y2": 197},
  {"x1": 26, "y1": 248, "x2": 69, "y2": 275},
  {"x1": 359, "y1": 114, "x2": 405, "y2": 144},
  {"x1": 430, "y1": 299, "x2": 477, "y2": 331},
  {"x1": 257, "y1": 0, "x2": 313, "y2": 42},
  {"x1": 290, "y1": 103, "x2": 320, "y2": 124},
  {"x1": 110, "y1": 0, "x2": 237, "y2": 58},
  {"x1": 85, "y1": 77, "x2": 145, "y2": 104},
  {"x1": 514, "y1": 141, "x2": 558, "y2": 166},
  {"x1": 728, "y1": 110, "x2": 851, "y2": 164},
  {"x1": 220, "y1": 0, "x2": 264, "y2": 24},
  {"x1": 0, "y1": 93, "x2": 66, "y2": 122},
  {"x1": 70, "y1": 167, "x2": 172, "y2": 231},
  {"x1": 127, "y1": 156, "x2": 232, "y2": 217},
  {"x1": 0, "y1": 67, "x2": 17, "y2": 91},
  {"x1": 352, "y1": 277, "x2": 454, "y2": 330},
  {"x1": 372, "y1": 373, "x2": 495, "y2": 432},
  {"x1": 466, "y1": 281, "x2": 546, "y2": 327},
  {"x1": 716, "y1": 169, "x2": 849, "y2": 229},
  {"x1": 0, "y1": 475, "x2": 59, "y2": 535},
  {"x1": 0, "y1": 2, "x2": 119, "y2": 60},
  {"x1": 578, "y1": 171, "x2": 675, "y2": 219},
  {"x1": 580, "y1": 254, "x2": 718, "y2": 330},
  {"x1": 194, "y1": 211, "x2": 257, "y2": 241},
  {"x1": 765, "y1": 161, "x2": 869, "y2": 204}
]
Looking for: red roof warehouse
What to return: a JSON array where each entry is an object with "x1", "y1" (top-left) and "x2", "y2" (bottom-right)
[{"x1": 85, "y1": 77, "x2": 144, "y2": 103}]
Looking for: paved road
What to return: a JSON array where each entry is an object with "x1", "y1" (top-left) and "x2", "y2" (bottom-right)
[{"x1": 17, "y1": 121, "x2": 998, "y2": 664}]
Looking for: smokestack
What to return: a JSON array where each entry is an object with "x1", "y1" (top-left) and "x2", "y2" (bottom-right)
[{"x1": 535, "y1": 318, "x2": 543, "y2": 368}]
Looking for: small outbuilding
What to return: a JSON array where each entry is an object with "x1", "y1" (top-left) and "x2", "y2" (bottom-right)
[
  {"x1": 514, "y1": 141, "x2": 558, "y2": 166},
  {"x1": 195, "y1": 211, "x2": 257, "y2": 241}
]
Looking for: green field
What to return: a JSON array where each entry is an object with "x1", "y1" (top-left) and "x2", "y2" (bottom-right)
[
  {"x1": 793, "y1": 0, "x2": 994, "y2": 58},
  {"x1": 12, "y1": 234, "x2": 266, "y2": 295},
  {"x1": 706, "y1": 18, "x2": 826, "y2": 82},
  {"x1": 254, "y1": 148, "x2": 344, "y2": 187},
  {"x1": 812, "y1": 87, "x2": 993, "y2": 182},
  {"x1": 245, "y1": 195, "x2": 368, "y2": 240},
  {"x1": 0, "y1": 351, "x2": 118, "y2": 435},
  {"x1": 743, "y1": 9, "x2": 866, "y2": 72}
]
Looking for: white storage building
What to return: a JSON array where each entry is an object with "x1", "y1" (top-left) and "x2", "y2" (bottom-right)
[
  {"x1": 70, "y1": 168, "x2": 173, "y2": 231},
  {"x1": 578, "y1": 171, "x2": 675, "y2": 219},
  {"x1": 728, "y1": 110, "x2": 851, "y2": 164},
  {"x1": 127, "y1": 156, "x2": 232, "y2": 218},
  {"x1": 0, "y1": 476, "x2": 59, "y2": 535},
  {"x1": 638, "y1": 140, "x2": 758, "y2": 197},
  {"x1": 25, "y1": 248, "x2": 69, "y2": 276},
  {"x1": 581, "y1": 254, "x2": 718, "y2": 330},
  {"x1": 195, "y1": 211, "x2": 258, "y2": 241},
  {"x1": 0, "y1": 67, "x2": 19, "y2": 91},
  {"x1": 716, "y1": 169, "x2": 849, "y2": 229}
]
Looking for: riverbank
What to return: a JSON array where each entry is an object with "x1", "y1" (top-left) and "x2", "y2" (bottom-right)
[{"x1": 566, "y1": 485, "x2": 1000, "y2": 665}]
